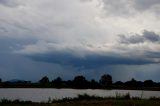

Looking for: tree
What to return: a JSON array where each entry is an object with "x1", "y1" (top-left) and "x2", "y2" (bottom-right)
[
  {"x1": 39, "y1": 76, "x2": 49, "y2": 85},
  {"x1": 89, "y1": 79, "x2": 100, "y2": 89},
  {"x1": 73, "y1": 75, "x2": 88, "y2": 88},
  {"x1": 0, "y1": 78, "x2": 2, "y2": 83},
  {"x1": 52, "y1": 77, "x2": 62, "y2": 88},
  {"x1": 114, "y1": 81, "x2": 124, "y2": 85},
  {"x1": 143, "y1": 80, "x2": 154, "y2": 87},
  {"x1": 99, "y1": 74, "x2": 112, "y2": 88},
  {"x1": 125, "y1": 78, "x2": 143, "y2": 88}
]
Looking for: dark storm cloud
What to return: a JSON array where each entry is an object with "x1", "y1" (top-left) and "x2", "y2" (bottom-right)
[
  {"x1": 145, "y1": 51, "x2": 160, "y2": 58},
  {"x1": 0, "y1": 0, "x2": 20, "y2": 7},
  {"x1": 25, "y1": 51, "x2": 157, "y2": 69},
  {"x1": 119, "y1": 30, "x2": 160, "y2": 44}
]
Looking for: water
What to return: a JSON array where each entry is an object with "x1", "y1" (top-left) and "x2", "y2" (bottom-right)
[{"x1": 0, "y1": 88, "x2": 159, "y2": 102}]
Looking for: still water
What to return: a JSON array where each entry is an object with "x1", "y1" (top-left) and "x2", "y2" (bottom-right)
[{"x1": 0, "y1": 88, "x2": 159, "y2": 102}]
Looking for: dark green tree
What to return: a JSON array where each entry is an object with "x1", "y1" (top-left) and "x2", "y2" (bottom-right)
[
  {"x1": 39, "y1": 76, "x2": 50, "y2": 85},
  {"x1": 125, "y1": 78, "x2": 143, "y2": 88},
  {"x1": 73, "y1": 75, "x2": 88, "y2": 89},
  {"x1": 89, "y1": 79, "x2": 100, "y2": 89},
  {"x1": 52, "y1": 77, "x2": 62, "y2": 88},
  {"x1": 143, "y1": 80, "x2": 154, "y2": 87},
  {"x1": 99, "y1": 74, "x2": 112, "y2": 88},
  {"x1": 114, "y1": 81, "x2": 124, "y2": 85}
]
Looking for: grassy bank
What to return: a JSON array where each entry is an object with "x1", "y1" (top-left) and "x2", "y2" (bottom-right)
[
  {"x1": 1, "y1": 100, "x2": 160, "y2": 106},
  {"x1": 0, "y1": 94, "x2": 160, "y2": 106}
]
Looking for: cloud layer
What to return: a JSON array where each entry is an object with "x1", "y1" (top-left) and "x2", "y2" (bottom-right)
[
  {"x1": 14, "y1": 30, "x2": 160, "y2": 69},
  {"x1": 0, "y1": 0, "x2": 160, "y2": 81}
]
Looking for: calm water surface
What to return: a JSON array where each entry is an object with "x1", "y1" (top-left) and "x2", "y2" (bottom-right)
[{"x1": 0, "y1": 88, "x2": 160, "y2": 102}]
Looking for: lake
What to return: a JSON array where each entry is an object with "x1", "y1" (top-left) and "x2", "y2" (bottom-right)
[{"x1": 0, "y1": 88, "x2": 160, "y2": 102}]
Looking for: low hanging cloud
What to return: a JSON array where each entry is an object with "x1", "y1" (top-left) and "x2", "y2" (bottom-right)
[
  {"x1": 119, "y1": 30, "x2": 160, "y2": 44},
  {"x1": 25, "y1": 52, "x2": 157, "y2": 69}
]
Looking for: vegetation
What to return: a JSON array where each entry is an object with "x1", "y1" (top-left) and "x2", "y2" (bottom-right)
[
  {"x1": 0, "y1": 94, "x2": 160, "y2": 106},
  {"x1": 99, "y1": 74, "x2": 112, "y2": 88},
  {"x1": 0, "y1": 74, "x2": 160, "y2": 90}
]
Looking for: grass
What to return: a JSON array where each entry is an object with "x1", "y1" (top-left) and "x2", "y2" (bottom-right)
[
  {"x1": 0, "y1": 94, "x2": 160, "y2": 106},
  {"x1": 0, "y1": 98, "x2": 32, "y2": 104},
  {"x1": 54, "y1": 100, "x2": 160, "y2": 106},
  {"x1": 149, "y1": 96, "x2": 160, "y2": 100}
]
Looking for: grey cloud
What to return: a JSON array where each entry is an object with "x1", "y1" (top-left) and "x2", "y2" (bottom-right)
[
  {"x1": 0, "y1": 0, "x2": 21, "y2": 7},
  {"x1": 133, "y1": 0, "x2": 160, "y2": 11},
  {"x1": 101, "y1": 0, "x2": 132, "y2": 16},
  {"x1": 119, "y1": 34, "x2": 144, "y2": 44},
  {"x1": 145, "y1": 51, "x2": 160, "y2": 58},
  {"x1": 0, "y1": 53, "x2": 77, "y2": 81},
  {"x1": 119, "y1": 30, "x2": 160, "y2": 44},
  {"x1": 20, "y1": 49, "x2": 159, "y2": 69},
  {"x1": 80, "y1": 0, "x2": 92, "y2": 2},
  {"x1": 0, "y1": 37, "x2": 37, "y2": 55},
  {"x1": 1, "y1": 52, "x2": 160, "y2": 81},
  {"x1": 143, "y1": 30, "x2": 160, "y2": 42},
  {"x1": 14, "y1": 29, "x2": 160, "y2": 69},
  {"x1": 101, "y1": 0, "x2": 160, "y2": 16}
]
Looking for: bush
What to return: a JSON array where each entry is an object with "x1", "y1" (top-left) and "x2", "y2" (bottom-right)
[
  {"x1": 115, "y1": 92, "x2": 131, "y2": 100},
  {"x1": 149, "y1": 96, "x2": 160, "y2": 100}
]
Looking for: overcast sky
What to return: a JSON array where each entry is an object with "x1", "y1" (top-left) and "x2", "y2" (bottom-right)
[{"x1": 0, "y1": 0, "x2": 160, "y2": 82}]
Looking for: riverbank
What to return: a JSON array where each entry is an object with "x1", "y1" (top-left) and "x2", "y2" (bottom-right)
[
  {"x1": 0, "y1": 94, "x2": 160, "y2": 106},
  {"x1": 1, "y1": 100, "x2": 160, "y2": 106},
  {"x1": 0, "y1": 86, "x2": 160, "y2": 91}
]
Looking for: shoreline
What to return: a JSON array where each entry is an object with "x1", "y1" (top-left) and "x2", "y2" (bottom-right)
[
  {"x1": 0, "y1": 94, "x2": 160, "y2": 106},
  {"x1": 0, "y1": 87, "x2": 160, "y2": 91}
]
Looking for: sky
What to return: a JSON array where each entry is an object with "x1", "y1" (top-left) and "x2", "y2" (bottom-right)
[{"x1": 0, "y1": 0, "x2": 160, "y2": 82}]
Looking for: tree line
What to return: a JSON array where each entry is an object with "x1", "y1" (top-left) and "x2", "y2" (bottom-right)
[{"x1": 0, "y1": 74, "x2": 160, "y2": 90}]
